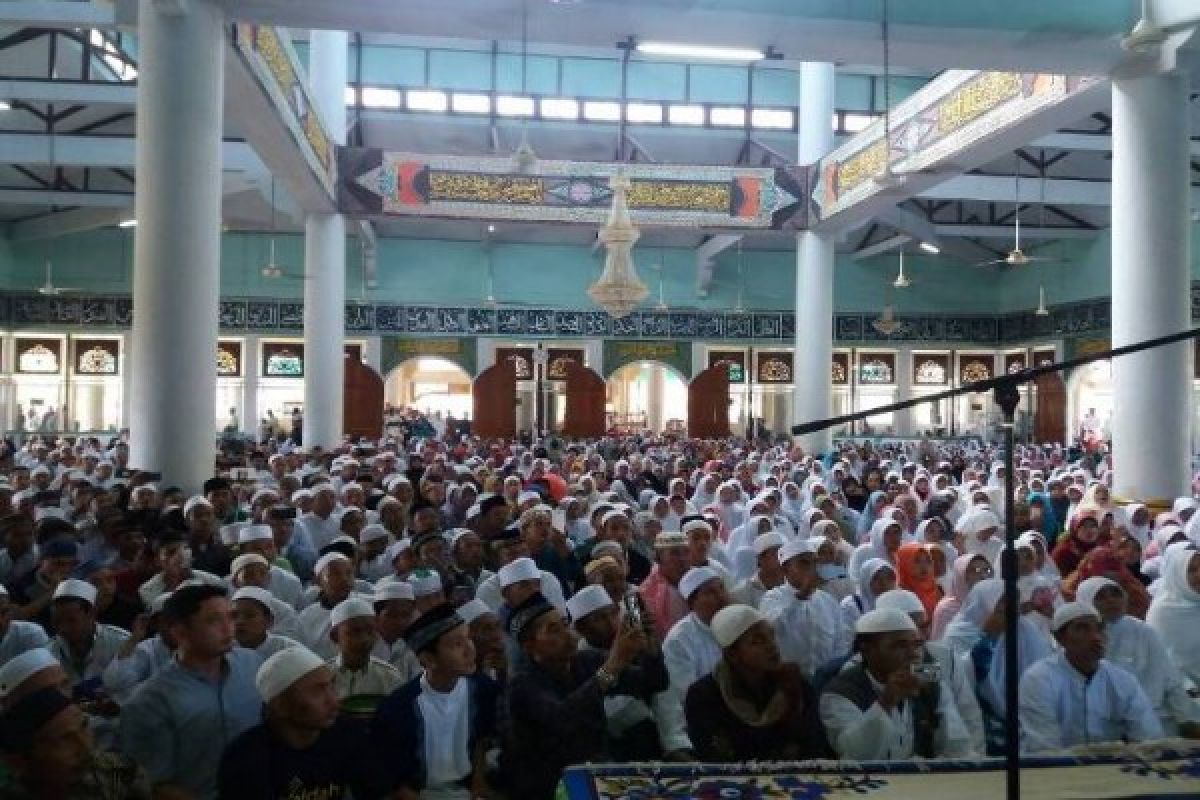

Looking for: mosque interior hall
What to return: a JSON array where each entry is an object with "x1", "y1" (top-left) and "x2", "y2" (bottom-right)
[{"x1": 0, "y1": 0, "x2": 1197, "y2": 499}]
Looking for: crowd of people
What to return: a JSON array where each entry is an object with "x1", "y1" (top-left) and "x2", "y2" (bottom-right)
[{"x1": 0, "y1": 427, "x2": 1196, "y2": 799}]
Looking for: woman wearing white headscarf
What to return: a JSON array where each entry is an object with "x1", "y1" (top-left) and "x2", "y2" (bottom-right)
[
  {"x1": 725, "y1": 515, "x2": 773, "y2": 563},
  {"x1": 847, "y1": 518, "x2": 903, "y2": 580},
  {"x1": 1147, "y1": 547, "x2": 1200, "y2": 687},
  {"x1": 1078, "y1": 575, "x2": 1200, "y2": 737},
  {"x1": 955, "y1": 508, "x2": 1004, "y2": 566},
  {"x1": 811, "y1": 519, "x2": 854, "y2": 566},
  {"x1": 780, "y1": 481, "x2": 806, "y2": 527},
  {"x1": 711, "y1": 480, "x2": 746, "y2": 539},
  {"x1": 796, "y1": 507, "x2": 825, "y2": 539},
  {"x1": 839, "y1": 558, "x2": 896, "y2": 634},
  {"x1": 942, "y1": 578, "x2": 1054, "y2": 754},
  {"x1": 690, "y1": 473, "x2": 720, "y2": 512}
]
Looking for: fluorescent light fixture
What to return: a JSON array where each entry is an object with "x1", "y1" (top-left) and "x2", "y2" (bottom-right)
[
  {"x1": 668, "y1": 104, "x2": 705, "y2": 125},
  {"x1": 344, "y1": 86, "x2": 358, "y2": 106},
  {"x1": 583, "y1": 100, "x2": 622, "y2": 122},
  {"x1": 625, "y1": 102, "x2": 663, "y2": 123},
  {"x1": 495, "y1": 95, "x2": 535, "y2": 117},
  {"x1": 636, "y1": 41, "x2": 765, "y2": 61},
  {"x1": 751, "y1": 108, "x2": 794, "y2": 129},
  {"x1": 540, "y1": 97, "x2": 580, "y2": 119},
  {"x1": 452, "y1": 93, "x2": 491, "y2": 113},
  {"x1": 118, "y1": 218, "x2": 137, "y2": 228},
  {"x1": 487, "y1": 224, "x2": 496, "y2": 233},
  {"x1": 361, "y1": 87, "x2": 402, "y2": 109},
  {"x1": 710, "y1": 106, "x2": 747, "y2": 127},
  {"x1": 406, "y1": 89, "x2": 448, "y2": 112},
  {"x1": 919, "y1": 242, "x2": 940, "y2": 254},
  {"x1": 842, "y1": 112, "x2": 876, "y2": 133},
  {"x1": 0, "y1": 100, "x2": 11, "y2": 112}
]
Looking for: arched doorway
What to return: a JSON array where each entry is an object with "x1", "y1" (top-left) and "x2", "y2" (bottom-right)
[
  {"x1": 606, "y1": 362, "x2": 688, "y2": 434},
  {"x1": 1066, "y1": 361, "x2": 1113, "y2": 442},
  {"x1": 384, "y1": 357, "x2": 473, "y2": 419}
]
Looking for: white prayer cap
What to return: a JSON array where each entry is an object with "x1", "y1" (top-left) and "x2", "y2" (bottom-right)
[
  {"x1": 682, "y1": 518, "x2": 713, "y2": 537},
  {"x1": 518, "y1": 490, "x2": 541, "y2": 505},
  {"x1": 291, "y1": 488, "x2": 313, "y2": 503},
  {"x1": 238, "y1": 525, "x2": 274, "y2": 545},
  {"x1": 231, "y1": 586, "x2": 276, "y2": 617},
  {"x1": 498, "y1": 557, "x2": 540, "y2": 588},
  {"x1": 231, "y1": 553, "x2": 269, "y2": 579},
  {"x1": 330, "y1": 597, "x2": 375, "y2": 630},
  {"x1": 149, "y1": 591, "x2": 173, "y2": 616},
  {"x1": 1075, "y1": 576, "x2": 1121, "y2": 610},
  {"x1": 1051, "y1": 601, "x2": 1101, "y2": 633},
  {"x1": 753, "y1": 531, "x2": 785, "y2": 556},
  {"x1": 311, "y1": 482, "x2": 337, "y2": 496},
  {"x1": 566, "y1": 585, "x2": 614, "y2": 626},
  {"x1": 457, "y1": 599, "x2": 492, "y2": 626},
  {"x1": 875, "y1": 589, "x2": 926, "y2": 617},
  {"x1": 256, "y1": 645, "x2": 327, "y2": 703},
  {"x1": 384, "y1": 539, "x2": 411, "y2": 564},
  {"x1": 679, "y1": 566, "x2": 720, "y2": 601},
  {"x1": 53, "y1": 578, "x2": 97, "y2": 606},
  {"x1": 250, "y1": 489, "x2": 279, "y2": 506},
  {"x1": 778, "y1": 536, "x2": 818, "y2": 565},
  {"x1": 654, "y1": 531, "x2": 688, "y2": 549},
  {"x1": 183, "y1": 495, "x2": 212, "y2": 517},
  {"x1": 955, "y1": 508, "x2": 1001, "y2": 535},
  {"x1": 407, "y1": 571, "x2": 443, "y2": 597},
  {"x1": 465, "y1": 504, "x2": 482, "y2": 519},
  {"x1": 855, "y1": 608, "x2": 918, "y2": 635},
  {"x1": 374, "y1": 580, "x2": 415, "y2": 603},
  {"x1": 0, "y1": 649, "x2": 61, "y2": 697},
  {"x1": 30, "y1": 465, "x2": 51, "y2": 477},
  {"x1": 313, "y1": 552, "x2": 350, "y2": 578},
  {"x1": 34, "y1": 507, "x2": 66, "y2": 522},
  {"x1": 710, "y1": 604, "x2": 766, "y2": 649},
  {"x1": 359, "y1": 524, "x2": 390, "y2": 544}
]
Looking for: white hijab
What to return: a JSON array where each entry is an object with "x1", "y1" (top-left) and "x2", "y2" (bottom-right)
[{"x1": 1146, "y1": 547, "x2": 1200, "y2": 685}]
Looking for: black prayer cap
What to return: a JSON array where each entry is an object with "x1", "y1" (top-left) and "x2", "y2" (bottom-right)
[
  {"x1": 0, "y1": 686, "x2": 72, "y2": 753},
  {"x1": 203, "y1": 477, "x2": 231, "y2": 495},
  {"x1": 404, "y1": 602, "x2": 464, "y2": 655},
  {"x1": 506, "y1": 591, "x2": 556, "y2": 642}
]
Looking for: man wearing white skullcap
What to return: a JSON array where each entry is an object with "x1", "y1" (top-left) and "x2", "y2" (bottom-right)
[
  {"x1": 684, "y1": 604, "x2": 827, "y2": 762},
  {"x1": 1018, "y1": 601, "x2": 1162, "y2": 753},
  {"x1": 328, "y1": 597, "x2": 402, "y2": 716},
  {"x1": 875, "y1": 588, "x2": 986, "y2": 754},
  {"x1": 820, "y1": 608, "x2": 973, "y2": 760},
  {"x1": 760, "y1": 537, "x2": 849, "y2": 681},
  {"x1": 296, "y1": 553, "x2": 357, "y2": 660},
  {"x1": 237, "y1": 525, "x2": 305, "y2": 608},
  {"x1": 656, "y1": 566, "x2": 729, "y2": 758},
  {"x1": 369, "y1": 581, "x2": 422, "y2": 682},
  {"x1": 230, "y1": 587, "x2": 299, "y2": 660},
  {"x1": 218, "y1": 644, "x2": 381, "y2": 797},
  {"x1": 730, "y1": 531, "x2": 785, "y2": 608},
  {"x1": 0, "y1": 583, "x2": 50, "y2": 664},
  {"x1": 47, "y1": 578, "x2": 129, "y2": 690},
  {"x1": 0, "y1": 648, "x2": 67, "y2": 709},
  {"x1": 295, "y1": 484, "x2": 343, "y2": 553}
]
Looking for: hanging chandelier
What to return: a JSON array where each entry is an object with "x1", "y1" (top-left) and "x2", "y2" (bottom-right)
[
  {"x1": 871, "y1": 305, "x2": 900, "y2": 336},
  {"x1": 588, "y1": 171, "x2": 648, "y2": 318}
]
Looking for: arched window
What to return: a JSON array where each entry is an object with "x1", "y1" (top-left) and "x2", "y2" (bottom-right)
[
  {"x1": 914, "y1": 359, "x2": 946, "y2": 385},
  {"x1": 831, "y1": 361, "x2": 847, "y2": 383},
  {"x1": 860, "y1": 358, "x2": 893, "y2": 384},
  {"x1": 961, "y1": 360, "x2": 992, "y2": 383},
  {"x1": 78, "y1": 346, "x2": 116, "y2": 375},
  {"x1": 18, "y1": 344, "x2": 58, "y2": 374}
]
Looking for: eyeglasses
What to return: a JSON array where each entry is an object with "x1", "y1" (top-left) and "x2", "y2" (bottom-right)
[{"x1": 967, "y1": 564, "x2": 994, "y2": 577}]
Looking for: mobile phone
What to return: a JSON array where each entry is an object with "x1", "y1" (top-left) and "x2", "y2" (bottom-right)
[
  {"x1": 623, "y1": 592, "x2": 643, "y2": 627},
  {"x1": 911, "y1": 662, "x2": 942, "y2": 684}
]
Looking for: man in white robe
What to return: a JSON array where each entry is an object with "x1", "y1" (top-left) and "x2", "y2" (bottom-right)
[
  {"x1": 759, "y1": 537, "x2": 849, "y2": 679},
  {"x1": 1019, "y1": 602, "x2": 1163, "y2": 753},
  {"x1": 655, "y1": 566, "x2": 728, "y2": 757}
]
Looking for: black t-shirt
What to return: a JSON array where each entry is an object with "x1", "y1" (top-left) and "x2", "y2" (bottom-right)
[{"x1": 217, "y1": 716, "x2": 383, "y2": 800}]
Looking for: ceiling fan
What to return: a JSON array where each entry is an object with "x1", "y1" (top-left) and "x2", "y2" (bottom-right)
[
  {"x1": 974, "y1": 158, "x2": 1063, "y2": 268},
  {"x1": 1122, "y1": 0, "x2": 1200, "y2": 53},
  {"x1": 38, "y1": 259, "x2": 81, "y2": 296}
]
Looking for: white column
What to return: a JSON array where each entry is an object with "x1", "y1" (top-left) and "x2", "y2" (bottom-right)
[
  {"x1": 793, "y1": 61, "x2": 836, "y2": 454},
  {"x1": 647, "y1": 364, "x2": 665, "y2": 432},
  {"x1": 895, "y1": 348, "x2": 914, "y2": 437},
  {"x1": 241, "y1": 335, "x2": 260, "y2": 437},
  {"x1": 1111, "y1": 71, "x2": 1192, "y2": 504},
  {"x1": 303, "y1": 30, "x2": 348, "y2": 449},
  {"x1": 118, "y1": 332, "x2": 132, "y2": 430},
  {"x1": 364, "y1": 336, "x2": 382, "y2": 374},
  {"x1": 128, "y1": 0, "x2": 224, "y2": 491}
]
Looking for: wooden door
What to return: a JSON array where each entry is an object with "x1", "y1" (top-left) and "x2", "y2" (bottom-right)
[
  {"x1": 562, "y1": 363, "x2": 606, "y2": 438},
  {"x1": 688, "y1": 364, "x2": 731, "y2": 438},
  {"x1": 1034, "y1": 373, "x2": 1067, "y2": 444},
  {"x1": 343, "y1": 358, "x2": 384, "y2": 440},
  {"x1": 472, "y1": 361, "x2": 517, "y2": 439}
]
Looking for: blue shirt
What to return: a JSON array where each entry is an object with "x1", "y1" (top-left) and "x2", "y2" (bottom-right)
[{"x1": 118, "y1": 647, "x2": 263, "y2": 800}]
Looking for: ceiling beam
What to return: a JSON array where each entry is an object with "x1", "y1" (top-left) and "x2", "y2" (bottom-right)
[
  {"x1": 852, "y1": 233, "x2": 910, "y2": 260},
  {"x1": 0, "y1": 133, "x2": 263, "y2": 172},
  {"x1": 0, "y1": 188, "x2": 130, "y2": 207},
  {"x1": 0, "y1": 79, "x2": 135, "y2": 107},
  {"x1": 917, "y1": 175, "x2": 1116, "y2": 206},
  {"x1": 5, "y1": 206, "x2": 130, "y2": 241},
  {"x1": 695, "y1": 233, "x2": 741, "y2": 295},
  {"x1": 1033, "y1": 131, "x2": 1200, "y2": 156},
  {"x1": 0, "y1": 1, "x2": 115, "y2": 28},
  {"x1": 932, "y1": 224, "x2": 1101, "y2": 239}
]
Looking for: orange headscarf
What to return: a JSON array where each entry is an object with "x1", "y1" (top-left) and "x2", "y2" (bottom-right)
[{"x1": 896, "y1": 542, "x2": 942, "y2": 618}]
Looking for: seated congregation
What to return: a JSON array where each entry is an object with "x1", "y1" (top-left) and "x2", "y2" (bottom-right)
[{"x1": 0, "y1": 432, "x2": 1197, "y2": 800}]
